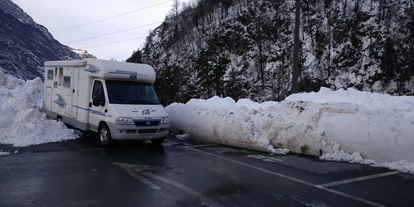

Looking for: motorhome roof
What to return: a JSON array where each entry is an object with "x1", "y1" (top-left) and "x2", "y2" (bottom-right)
[
  {"x1": 85, "y1": 59, "x2": 156, "y2": 83},
  {"x1": 44, "y1": 60, "x2": 87, "y2": 67},
  {"x1": 44, "y1": 59, "x2": 156, "y2": 84}
]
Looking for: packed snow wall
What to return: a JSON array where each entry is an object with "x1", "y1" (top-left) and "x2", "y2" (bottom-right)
[{"x1": 166, "y1": 88, "x2": 414, "y2": 173}]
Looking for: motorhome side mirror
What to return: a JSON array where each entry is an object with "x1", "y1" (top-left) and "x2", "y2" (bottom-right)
[{"x1": 92, "y1": 99, "x2": 100, "y2": 107}]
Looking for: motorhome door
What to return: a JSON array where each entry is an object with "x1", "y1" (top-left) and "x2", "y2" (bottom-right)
[
  {"x1": 89, "y1": 80, "x2": 106, "y2": 132},
  {"x1": 71, "y1": 67, "x2": 79, "y2": 119}
]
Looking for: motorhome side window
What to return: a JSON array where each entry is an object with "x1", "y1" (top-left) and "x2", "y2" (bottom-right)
[
  {"x1": 58, "y1": 68, "x2": 63, "y2": 86},
  {"x1": 92, "y1": 81, "x2": 105, "y2": 101},
  {"x1": 47, "y1": 70, "x2": 53, "y2": 80},
  {"x1": 63, "y1": 76, "x2": 71, "y2": 88}
]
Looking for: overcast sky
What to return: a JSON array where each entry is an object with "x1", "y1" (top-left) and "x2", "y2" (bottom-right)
[{"x1": 13, "y1": 0, "x2": 191, "y2": 61}]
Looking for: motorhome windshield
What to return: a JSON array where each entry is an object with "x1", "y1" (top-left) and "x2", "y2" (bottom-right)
[{"x1": 105, "y1": 81, "x2": 160, "y2": 105}]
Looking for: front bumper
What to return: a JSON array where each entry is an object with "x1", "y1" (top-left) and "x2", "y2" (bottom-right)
[{"x1": 107, "y1": 122, "x2": 170, "y2": 140}]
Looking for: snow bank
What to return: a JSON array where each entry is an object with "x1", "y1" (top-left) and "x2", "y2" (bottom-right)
[
  {"x1": 0, "y1": 71, "x2": 78, "y2": 147},
  {"x1": 0, "y1": 150, "x2": 10, "y2": 156},
  {"x1": 166, "y1": 87, "x2": 414, "y2": 173}
]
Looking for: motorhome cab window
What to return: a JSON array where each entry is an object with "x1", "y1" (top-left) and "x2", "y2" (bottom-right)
[
  {"x1": 92, "y1": 81, "x2": 105, "y2": 101},
  {"x1": 105, "y1": 81, "x2": 160, "y2": 105}
]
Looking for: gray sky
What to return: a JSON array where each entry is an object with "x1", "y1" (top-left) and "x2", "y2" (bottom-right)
[{"x1": 13, "y1": 0, "x2": 191, "y2": 61}]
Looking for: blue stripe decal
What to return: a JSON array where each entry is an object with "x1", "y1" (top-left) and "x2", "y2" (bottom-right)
[
  {"x1": 72, "y1": 105, "x2": 90, "y2": 111},
  {"x1": 109, "y1": 70, "x2": 138, "y2": 75},
  {"x1": 84, "y1": 68, "x2": 100, "y2": 73},
  {"x1": 91, "y1": 111, "x2": 105, "y2": 116},
  {"x1": 54, "y1": 103, "x2": 105, "y2": 116},
  {"x1": 54, "y1": 100, "x2": 67, "y2": 108}
]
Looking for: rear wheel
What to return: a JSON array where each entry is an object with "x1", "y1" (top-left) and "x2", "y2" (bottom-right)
[
  {"x1": 99, "y1": 123, "x2": 112, "y2": 147},
  {"x1": 150, "y1": 137, "x2": 165, "y2": 145}
]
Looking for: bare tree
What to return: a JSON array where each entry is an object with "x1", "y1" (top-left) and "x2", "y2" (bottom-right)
[
  {"x1": 292, "y1": 0, "x2": 301, "y2": 93},
  {"x1": 170, "y1": 0, "x2": 181, "y2": 19}
]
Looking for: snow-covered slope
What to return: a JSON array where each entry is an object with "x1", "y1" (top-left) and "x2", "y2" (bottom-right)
[
  {"x1": 166, "y1": 89, "x2": 414, "y2": 173},
  {"x1": 134, "y1": 0, "x2": 414, "y2": 103},
  {"x1": 0, "y1": 70, "x2": 78, "y2": 147},
  {"x1": 0, "y1": 0, "x2": 78, "y2": 80}
]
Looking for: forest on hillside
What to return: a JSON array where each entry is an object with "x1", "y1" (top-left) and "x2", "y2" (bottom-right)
[{"x1": 127, "y1": 0, "x2": 414, "y2": 104}]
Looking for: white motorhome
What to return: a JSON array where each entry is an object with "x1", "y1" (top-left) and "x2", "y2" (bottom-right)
[{"x1": 43, "y1": 59, "x2": 169, "y2": 146}]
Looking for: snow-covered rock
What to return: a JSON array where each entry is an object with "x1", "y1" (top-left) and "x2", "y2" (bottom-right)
[
  {"x1": 70, "y1": 48, "x2": 97, "y2": 59},
  {"x1": 166, "y1": 87, "x2": 414, "y2": 173}
]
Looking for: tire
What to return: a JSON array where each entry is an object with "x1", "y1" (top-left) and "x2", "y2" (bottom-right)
[
  {"x1": 150, "y1": 137, "x2": 165, "y2": 145},
  {"x1": 99, "y1": 123, "x2": 112, "y2": 147}
]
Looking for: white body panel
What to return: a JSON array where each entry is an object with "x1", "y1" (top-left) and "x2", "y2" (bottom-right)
[{"x1": 43, "y1": 59, "x2": 169, "y2": 141}]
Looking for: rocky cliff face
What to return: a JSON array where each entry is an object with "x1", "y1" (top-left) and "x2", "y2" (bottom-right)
[{"x1": 0, "y1": 0, "x2": 78, "y2": 80}]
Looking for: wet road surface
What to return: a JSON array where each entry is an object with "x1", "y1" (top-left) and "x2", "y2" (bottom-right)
[{"x1": 0, "y1": 135, "x2": 413, "y2": 207}]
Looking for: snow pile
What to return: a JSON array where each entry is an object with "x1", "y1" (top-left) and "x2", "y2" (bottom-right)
[
  {"x1": 166, "y1": 87, "x2": 414, "y2": 173},
  {"x1": 0, "y1": 71, "x2": 78, "y2": 147},
  {"x1": 175, "y1": 134, "x2": 190, "y2": 140},
  {"x1": 0, "y1": 150, "x2": 10, "y2": 156}
]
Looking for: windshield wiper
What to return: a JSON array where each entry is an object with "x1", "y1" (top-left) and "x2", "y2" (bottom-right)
[
  {"x1": 111, "y1": 99, "x2": 136, "y2": 104},
  {"x1": 111, "y1": 99, "x2": 159, "y2": 104},
  {"x1": 134, "y1": 100, "x2": 159, "y2": 104}
]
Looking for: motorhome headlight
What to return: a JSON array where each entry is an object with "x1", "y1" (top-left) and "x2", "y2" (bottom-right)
[
  {"x1": 160, "y1": 117, "x2": 169, "y2": 124},
  {"x1": 115, "y1": 117, "x2": 134, "y2": 125}
]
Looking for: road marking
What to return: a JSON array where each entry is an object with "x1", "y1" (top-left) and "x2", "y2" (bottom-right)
[
  {"x1": 317, "y1": 171, "x2": 399, "y2": 187},
  {"x1": 246, "y1": 154, "x2": 283, "y2": 162},
  {"x1": 189, "y1": 144, "x2": 218, "y2": 148},
  {"x1": 142, "y1": 172, "x2": 224, "y2": 207},
  {"x1": 129, "y1": 172, "x2": 162, "y2": 190},
  {"x1": 114, "y1": 163, "x2": 161, "y2": 190},
  {"x1": 114, "y1": 162, "x2": 223, "y2": 207},
  {"x1": 165, "y1": 139, "x2": 217, "y2": 148},
  {"x1": 183, "y1": 146, "x2": 387, "y2": 207},
  {"x1": 165, "y1": 139, "x2": 179, "y2": 144}
]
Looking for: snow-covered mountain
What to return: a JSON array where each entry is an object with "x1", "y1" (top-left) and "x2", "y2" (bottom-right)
[
  {"x1": 70, "y1": 48, "x2": 97, "y2": 59},
  {"x1": 0, "y1": 0, "x2": 78, "y2": 80},
  {"x1": 130, "y1": 0, "x2": 414, "y2": 103}
]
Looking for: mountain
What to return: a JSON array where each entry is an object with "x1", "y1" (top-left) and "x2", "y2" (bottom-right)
[
  {"x1": 71, "y1": 48, "x2": 97, "y2": 59},
  {"x1": 129, "y1": 0, "x2": 414, "y2": 103},
  {"x1": 0, "y1": 0, "x2": 78, "y2": 80}
]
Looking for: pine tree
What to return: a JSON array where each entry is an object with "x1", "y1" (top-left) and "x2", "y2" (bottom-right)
[
  {"x1": 196, "y1": 35, "x2": 230, "y2": 97},
  {"x1": 126, "y1": 49, "x2": 143, "y2": 63}
]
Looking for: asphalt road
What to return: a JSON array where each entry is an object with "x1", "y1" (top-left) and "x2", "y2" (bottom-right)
[{"x1": 0, "y1": 135, "x2": 413, "y2": 207}]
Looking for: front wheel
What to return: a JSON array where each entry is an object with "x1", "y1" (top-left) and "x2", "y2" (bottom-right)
[
  {"x1": 99, "y1": 123, "x2": 112, "y2": 147},
  {"x1": 150, "y1": 137, "x2": 165, "y2": 145}
]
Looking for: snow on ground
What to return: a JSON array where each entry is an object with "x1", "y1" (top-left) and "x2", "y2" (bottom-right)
[
  {"x1": 0, "y1": 150, "x2": 10, "y2": 156},
  {"x1": 0, "y1": 71, "x2": 78, "y2": 147},
  {"x1": 166, "y1": 87, "x2": 414, "y2": 173},
  {"x1": 175, "y1": 134, "x2": 190, "y2": 140}
]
